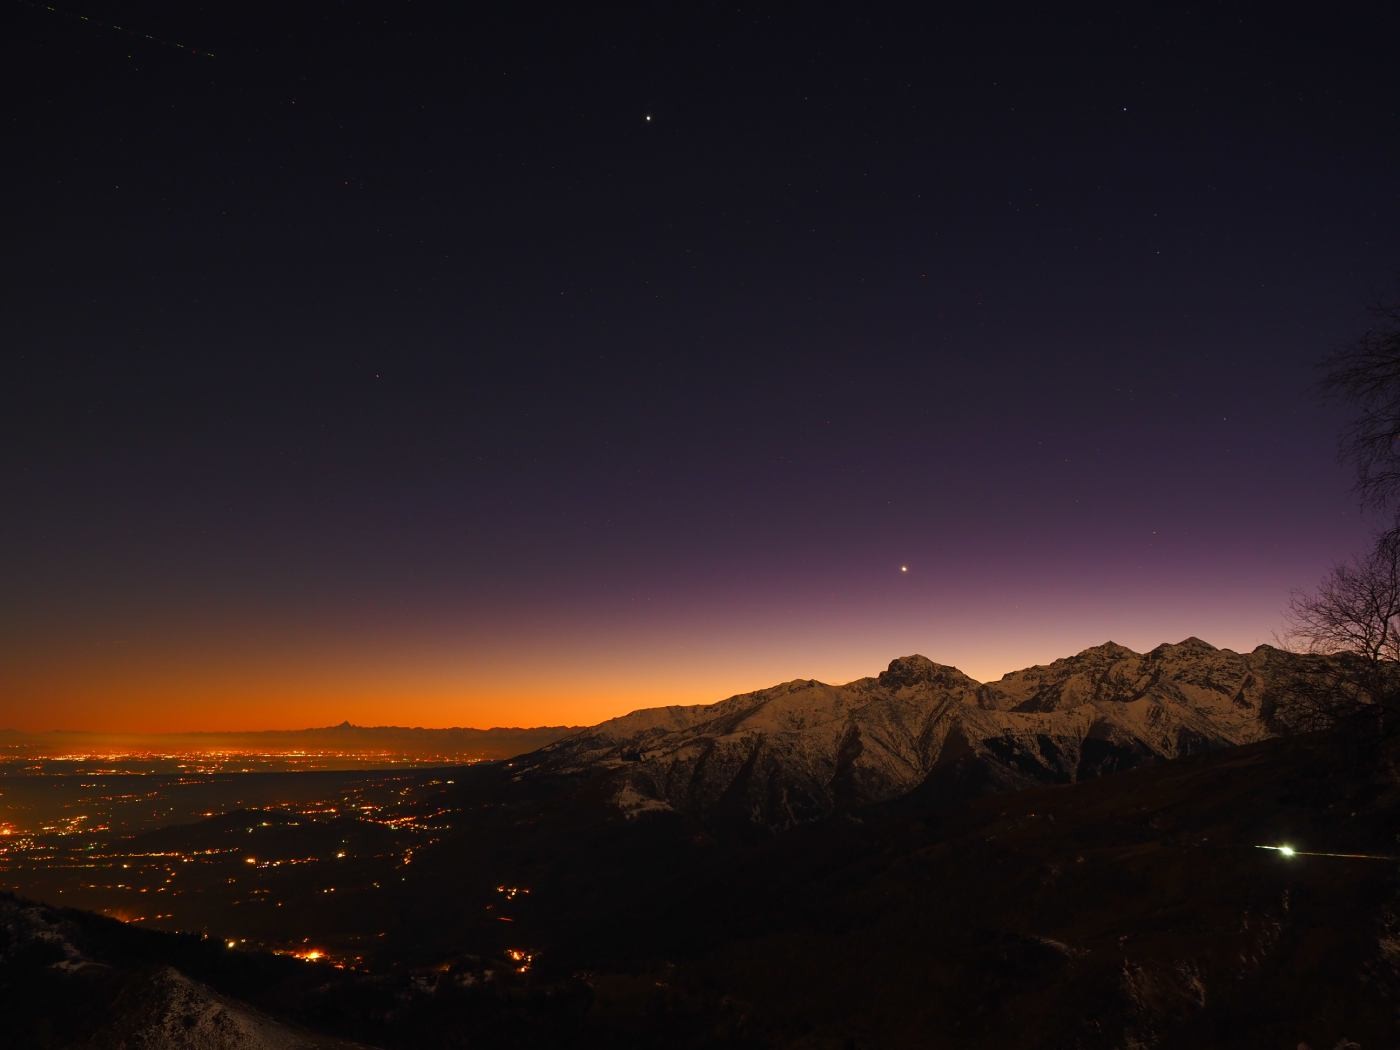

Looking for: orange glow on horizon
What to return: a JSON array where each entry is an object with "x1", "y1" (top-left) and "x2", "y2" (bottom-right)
[
  {"x1": 1, "y1": 620, "x2": 1281, "y2": 733},
  {"x1": 3, "y1": 645, "x2": 888, "y2": 732},
  {"x1": 0, "y1": 672, "x2": 731, "y2": 733}
]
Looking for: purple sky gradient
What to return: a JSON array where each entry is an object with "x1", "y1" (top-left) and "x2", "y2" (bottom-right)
[{"x1": 3, "y1": 5, "x2": 1397, "y2": 729}]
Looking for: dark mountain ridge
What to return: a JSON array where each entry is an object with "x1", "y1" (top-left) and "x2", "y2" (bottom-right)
[{"x1": 4, "y1": 716, "x2": 1397, "y2": 1048}]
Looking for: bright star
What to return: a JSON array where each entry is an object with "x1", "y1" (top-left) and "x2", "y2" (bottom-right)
[{"x1": 900, "y1": 565, "x2": 909, "y2": 573}]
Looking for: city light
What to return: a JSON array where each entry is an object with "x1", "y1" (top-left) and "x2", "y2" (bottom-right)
[{"x1": 0, "y1": 752, "x2": 466, "y2": 978}]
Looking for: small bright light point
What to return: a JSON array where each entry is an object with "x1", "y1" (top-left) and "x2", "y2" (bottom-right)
[
  {"x1": 900, "y1": 565, "x2": 908, "y2": 573},
  {"x1": 1278, "y1": 845, "x2": 1296, "y2": 857},
  {"x1": 644, "y1": 114, "x2": 653, "y2": 122}
]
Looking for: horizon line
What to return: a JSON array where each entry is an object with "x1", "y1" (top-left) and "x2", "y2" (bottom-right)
[{"x1": 1, "y1": 635, "x2": 1298, "y2": 736}]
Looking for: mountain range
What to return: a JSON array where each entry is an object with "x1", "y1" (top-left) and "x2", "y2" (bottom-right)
[
  {"x1": 523, "y1": 638, "x2": 1333, "y2": 826},
  {"x1": 3, "y1": 640, "x2": 1336, "y2": 825}
]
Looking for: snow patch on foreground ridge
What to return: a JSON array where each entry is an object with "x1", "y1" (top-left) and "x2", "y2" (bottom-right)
[
  {"x1": 135, "y1": 967, "x2": 345, "y2": 1050},
  {"x1": 522, "y1": 639, "x2": 1334, "y2": 827},
  {"x1": 614, "y1": 784, "x2": 675, "y2": 818},
  {"x1": 0, "y1": 899, "x2": 370, "y2": 1049}
]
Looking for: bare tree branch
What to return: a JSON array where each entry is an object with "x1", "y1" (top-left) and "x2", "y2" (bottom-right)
[
  {"x1": 1281, "y1": 532, "x2": 1400, "y2": 733},
  {"x1": 1322, "y1": 298, "x2": 1400, "y2": 512}
]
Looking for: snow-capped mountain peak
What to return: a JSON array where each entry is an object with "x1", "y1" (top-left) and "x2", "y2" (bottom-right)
[{"x1": 521, "y1": 640, "x2": 1333, "y2": 827}]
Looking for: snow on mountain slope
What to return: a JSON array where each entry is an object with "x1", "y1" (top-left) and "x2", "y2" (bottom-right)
[
  {"x1": 108, "y1": 966, "x2": 369, "y2": 1050},
  {"x1": 0, "y1": 898, "x2": 373, "y2": 1049},
  {"x1": 522, "y1": 641, "x2": 1330, "y2": 827}
]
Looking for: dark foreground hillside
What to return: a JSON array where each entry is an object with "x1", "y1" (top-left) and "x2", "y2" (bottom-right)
[
  {"x1": 667, "y1": 720, "x2": 1400, "y2": 1048},
  {"x1": 3, "y1": 721, "x2": 1397, "y2": 1049}
]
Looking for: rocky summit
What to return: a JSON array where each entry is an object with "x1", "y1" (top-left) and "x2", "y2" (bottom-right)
[{"x1": 521, "y1": 640, "x2": 1335, "y2": 827}]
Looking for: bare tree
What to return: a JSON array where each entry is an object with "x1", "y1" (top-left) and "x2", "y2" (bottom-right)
[
  {"x1": 1282, "y1": 531, "x2": 1400, "y2": 733},
  {"x1": 1323, "y1": 299, "x2": 1400, "y2": 515},
  {"x1": 1276, "y1": 298, "x2": 1400, "y2": 735}
]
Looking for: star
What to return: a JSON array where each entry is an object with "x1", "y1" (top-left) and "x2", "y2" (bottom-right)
[
  {"x1": 644, "y1": 113, "x2": 653, "y2": 123},
  {"x1": 900, "y1": 565, "x2": 909, "y2": 574}
]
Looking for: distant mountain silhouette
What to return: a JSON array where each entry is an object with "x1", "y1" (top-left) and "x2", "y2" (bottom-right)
[{"x1": 1, "y1": 723, "x2": 578, "y2": 761}]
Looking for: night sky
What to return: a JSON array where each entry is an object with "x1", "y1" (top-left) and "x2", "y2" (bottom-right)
[{"x1": 5, "y1": 4, "x2": 1398, "y2": 731}]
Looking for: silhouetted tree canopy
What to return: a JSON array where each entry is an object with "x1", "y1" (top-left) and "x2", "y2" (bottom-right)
[
  {"x1": 1284, "y1": 532, "x2": 1400, "y2": 733},
  {"x1": 1280, "y1": 299, "x2": 1400, "y2": 734},
  {"x1": 1324, "y1": 299, "x2": 1400, "y2": 514}
]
